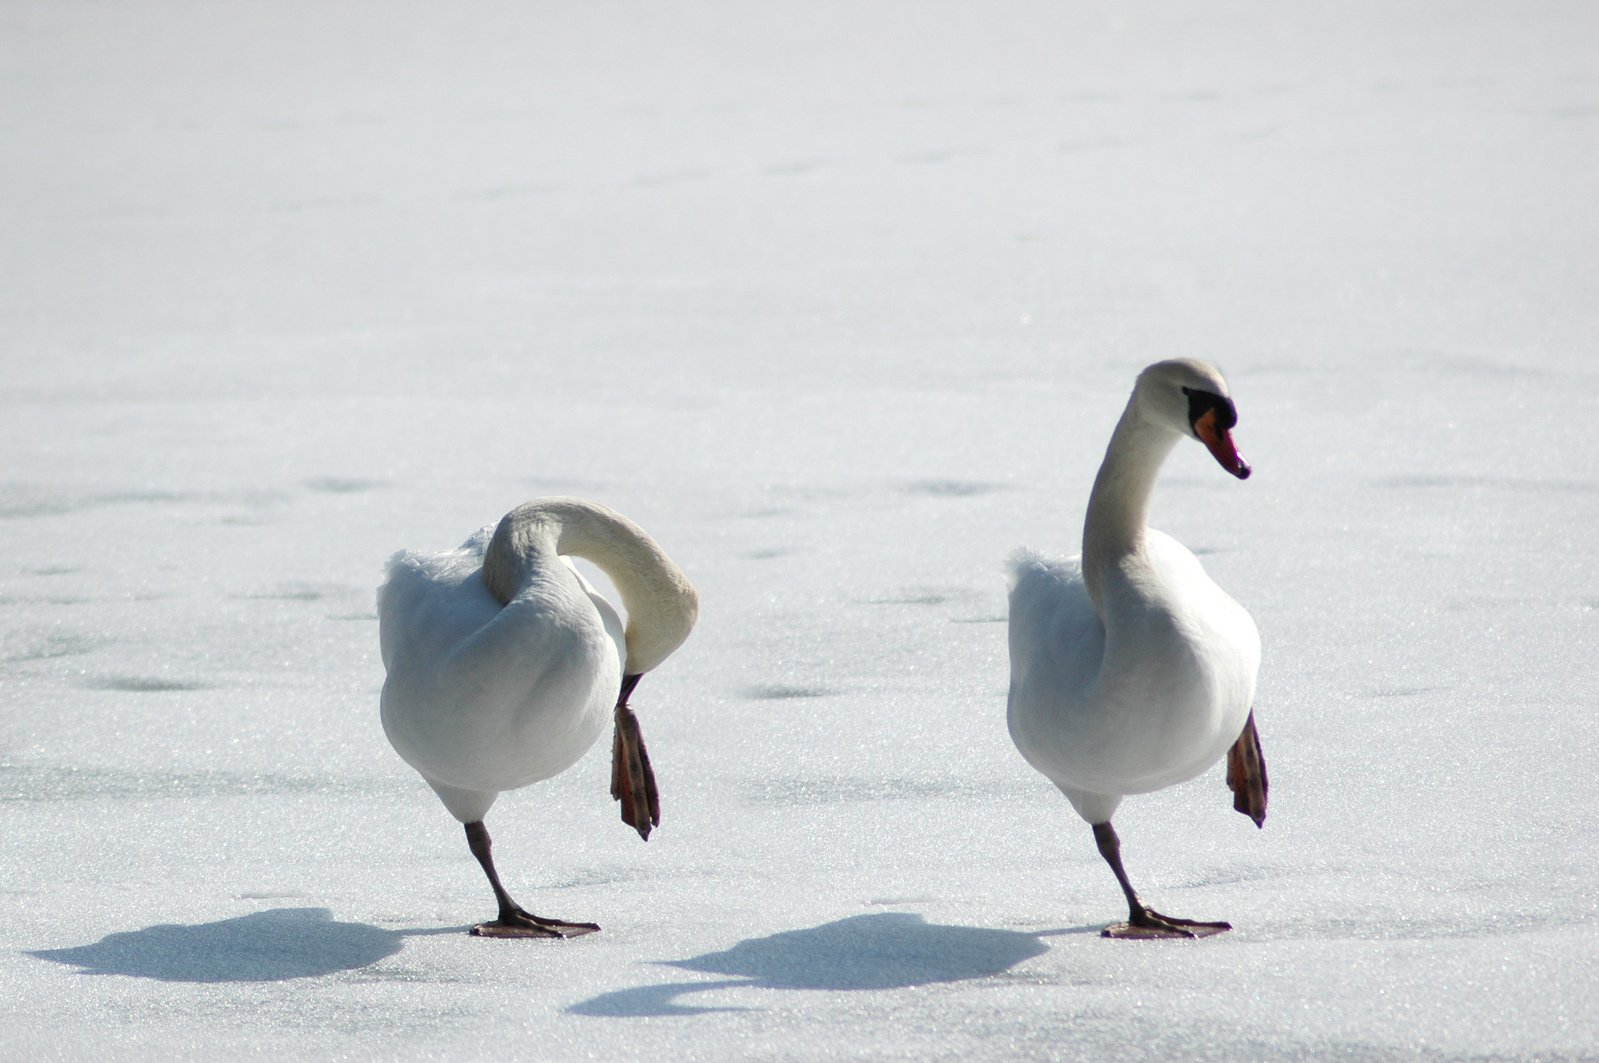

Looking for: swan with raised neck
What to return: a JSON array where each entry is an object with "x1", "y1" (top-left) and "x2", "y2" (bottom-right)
[
  {"x1": 1082, "y1": 358, "x2": 1249, "y2": 610},
  {"x1": 1005, "y1": 358, "x2": 1265, "y2": 940}
]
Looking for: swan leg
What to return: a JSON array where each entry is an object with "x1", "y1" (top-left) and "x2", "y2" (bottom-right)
[
  {"x1": 463, "y1": 821, "x2": 599, "y2": 939},
  {"x1": 1092, "y1": 821, "x2": 1231, "y2": 939},
  {"x1": 610, "y1": 674, "x2": 660, "y2": 841}
]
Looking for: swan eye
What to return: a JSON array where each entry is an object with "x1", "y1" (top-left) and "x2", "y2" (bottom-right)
[{"x1": 1181, "y1": 386, "x2": 1237, "y2": 433}]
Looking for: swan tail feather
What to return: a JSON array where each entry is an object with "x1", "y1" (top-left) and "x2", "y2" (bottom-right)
[{"x1": 1226, "y1": 709, "x2": 1268, "y2": 828}]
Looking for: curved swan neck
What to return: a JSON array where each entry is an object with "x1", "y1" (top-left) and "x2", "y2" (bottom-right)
[
  {"x1": 1081, "y1": 401, "x2": 1181, "y2": 608},
  {"x1": 483, "y1": 498, "x2": 698, "y2": 674}
]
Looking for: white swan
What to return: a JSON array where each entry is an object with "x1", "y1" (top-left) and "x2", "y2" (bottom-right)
[
  {"x1": 1006, "y1": 359, "x2": 1267, "y2": 939},
  {"x1": 378, "y1": 497, "x2": 698, "y2": 938}
]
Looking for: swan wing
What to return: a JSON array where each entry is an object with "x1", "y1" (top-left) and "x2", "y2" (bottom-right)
[
  {"x1": 377, "y1": 530, "x2": 495, "y2": 672},
  {"x1": 564, "y1": 557, "x2": 626, "y2": 667},
  {"x1": 1005, "y1": 551, "x2": 1108, "y2": 779},
  {"x1": 377, "y1": 545, "x2": 618, "y2": 795}
]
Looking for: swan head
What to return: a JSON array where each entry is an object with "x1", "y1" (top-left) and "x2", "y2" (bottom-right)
[{"x1": 1136, "y1": 359, "x2": 1251, "y2": 480}]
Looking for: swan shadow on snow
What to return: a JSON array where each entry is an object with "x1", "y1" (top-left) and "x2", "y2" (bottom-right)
[
  {"x1": 26, "y1": 906, "x2": 449, "y2": 983},
  {"x1": 569, "y1": 911, "x2": 1056, "y2": 1017}
]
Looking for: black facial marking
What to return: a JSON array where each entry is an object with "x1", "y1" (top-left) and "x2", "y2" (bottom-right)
[{"x1": 1182, "y1": 386, "x2": 1237, "y2": 432}]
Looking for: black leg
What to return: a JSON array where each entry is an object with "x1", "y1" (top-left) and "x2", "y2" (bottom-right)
[
  {"x1": 1092, "y1": 820, "x2": 1231, "y2": 939},
  {"x1": 462, "y1": 820, "x2": 600, "y2": 939},
  {"x1": 1092, "y1": 821, "x2": 1144, "y2": 917},
  {"x1": 465, "y1": 820, "x2": 520, "y2": 922}
]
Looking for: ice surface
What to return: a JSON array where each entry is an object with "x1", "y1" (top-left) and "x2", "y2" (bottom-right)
[{"x1": 2, "y1": 1, "x2": 1596, "y2": 1059}]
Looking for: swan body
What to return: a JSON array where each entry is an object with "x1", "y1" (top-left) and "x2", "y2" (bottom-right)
[
  {"x1": 378, "y1": 497, "x2": 697, "y2": 937},
  {"x1": 1006, "y1": 359, "x2": 1267, "y2": 937},
  {"x1": 1008, "y1": 531, "x2": 1259, "y2": 817},
  {"x1": 379, "y1": 528, "x2": 624, "y2": 821}
]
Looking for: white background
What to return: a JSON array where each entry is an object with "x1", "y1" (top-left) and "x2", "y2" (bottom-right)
[{"x1": 3, "y1": 2, "x2": 1596, "y2": 1059}]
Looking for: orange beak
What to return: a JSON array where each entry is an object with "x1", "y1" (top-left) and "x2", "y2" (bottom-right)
[{"x1": 1194, "y1": 407, "x2": 1251, "y2": 480}]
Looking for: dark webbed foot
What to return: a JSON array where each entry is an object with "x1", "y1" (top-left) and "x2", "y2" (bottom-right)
[
  {"x1": 462, "y1": 820, "x2": 599, "y2": 940},
  {"x1": 1091, "y1": 820, "x2": 1233, "y2": 940},
  {"x1": 1102, "y1": 908, "x2": 1232, "y2": 940},
  {"x1": 471, "y1": 906, "x2": 600, "y2": 939},
  {"x1": 1226, "y1": 709, "x2": 1268, "y2": 828},
  {"x1": 611, "y1": 674, "x2": 660, "y2": 841}
]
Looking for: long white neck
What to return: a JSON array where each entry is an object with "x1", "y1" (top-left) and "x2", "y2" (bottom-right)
[
  {"x1": 1081, "y1": 400, "x2": 1181, "y2": 611},
  {"x1": 482, "y1": 497, "x2": 698, "y2": 675}
]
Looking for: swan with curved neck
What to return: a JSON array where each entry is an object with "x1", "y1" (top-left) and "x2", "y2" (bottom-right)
[
  {"x1": 379, "y1": 497, "x2": 698, "y2": 938},
  {"x1": 1006, "y1": 359, "x2": 1268, "y2": 938}
]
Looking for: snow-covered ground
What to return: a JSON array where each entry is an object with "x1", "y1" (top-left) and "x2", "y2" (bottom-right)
[{"x1": 3, "y1": 2, "x2": 1596, "y2": 1059}]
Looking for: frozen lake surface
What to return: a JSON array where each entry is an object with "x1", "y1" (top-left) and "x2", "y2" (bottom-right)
[{"x1": 3, "y1": 2, "x2": 1596, "y2": 1059}]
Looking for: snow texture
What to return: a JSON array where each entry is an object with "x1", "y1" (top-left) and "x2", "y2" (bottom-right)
[{"x1": 3, "y1": 1, "x2": 1596, "y2": 1059}]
